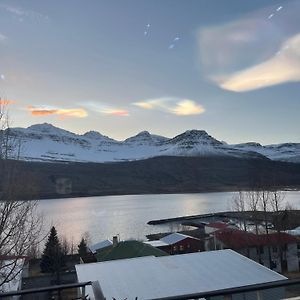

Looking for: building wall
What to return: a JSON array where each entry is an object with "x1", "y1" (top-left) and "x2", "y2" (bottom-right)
[
  {"x1": 203, "y1": 233, "x2": 300, "y2": 273},
  {"x1": 212, "y1": 240, "x2": 299, "y2": 273},
  {"x1": 160, "y1": 238, "x2": 203, "y2": 255}
]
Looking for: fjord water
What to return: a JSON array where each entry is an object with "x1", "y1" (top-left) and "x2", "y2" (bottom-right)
[{"x1": 38, "y1": 191, "x2": 300, "y2": 244}]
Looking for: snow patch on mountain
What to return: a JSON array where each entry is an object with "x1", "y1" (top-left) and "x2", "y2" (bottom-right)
[{"x1": 3, "y1": 123, "x2": 300, "y2": 163}]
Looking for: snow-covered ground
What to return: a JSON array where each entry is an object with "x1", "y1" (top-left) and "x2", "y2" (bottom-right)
[{"x1": 4, "y1": 123, "x2": 300, "y2": 163}]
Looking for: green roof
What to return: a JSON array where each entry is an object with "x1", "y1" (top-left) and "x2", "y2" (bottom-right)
[{"x1": 95, "y1": 240, "x2": 168, "y2": 262}]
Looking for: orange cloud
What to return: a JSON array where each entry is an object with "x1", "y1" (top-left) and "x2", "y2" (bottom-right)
[
  {"x1": 133, "y1": 98, "x2": 205, "y2": 116},
  {"x1": 0, "y1": 99, "x2": 16, "y2": 105},
  {"x1": 101, "y1": 109, "x2": 129, "y2": 116},
  {"x1": 27, "y1": 106, "x2": 87, "y2": 118}
]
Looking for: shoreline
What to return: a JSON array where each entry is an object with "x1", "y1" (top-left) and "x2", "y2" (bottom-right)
[{"x1": 26, "y1": 187, "x2": 300, "y2": 201}]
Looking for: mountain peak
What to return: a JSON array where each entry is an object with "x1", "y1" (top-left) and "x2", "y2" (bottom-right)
[
  {"x1": 168, "y1": 129, "x2": 222, "y2": 146},
  {"x1": 83, "y1": 131, "x2": 105, "y2": 139},
  {"x1": 136, "y1": 130, "x2": 151, "y2": 136},
  {"x1": 27, "y1": 123, "x2": 74, "y2": 136},
  {"x1": 83, "y1": 130, "x2": 117, "y2": 143},
  {"x1": 125, "y1": 131, "x2": 167, "y2": 145}
]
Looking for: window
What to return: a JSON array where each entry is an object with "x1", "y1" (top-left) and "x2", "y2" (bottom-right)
[
  {"x1": 259, "y1": 246, "x2": 264, "y2": 254},
  {"x1": 173, "y1": 246, "x2": 177, "y2": 252},
  {"x1": 272, "y1": 246, "x2": 278, "y2": 253},
  {"x1": 179, "y1": 245, "x2": 184, "y2": 251}
]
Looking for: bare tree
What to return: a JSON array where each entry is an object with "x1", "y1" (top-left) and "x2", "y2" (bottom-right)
[
  {"x1": 0, "y1": 99, "x2": 43, "y2": 291},
  {"x1": 257, "y1": 190, "x2": 274, "y2": 269},
  {"x1": 269, "y1": 191, "x2": 289, "y2": 272},
  {"x1": 231, "y1": 191, "x2": 247, "y2": 231},
  {"x1": 247, "y1": 191, "x2": 260, "y2": 234},
  {"x1": 61, "y1": 236, "x2": 71, "y2": 256}
]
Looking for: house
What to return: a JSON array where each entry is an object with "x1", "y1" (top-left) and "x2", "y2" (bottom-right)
[
  {"x1": 95, "y1": 240, "x2": 168, "y2": 262},
  {"x1": 0, "y1": 257, "x2": 27, "y2": 299},
  {"x1": 89, "y1": 239, "x2": 113, "y2": 254},
  {"x1": 145, "y1": 232, "x2": 203, "y2": 254},
  {"x1": 204, "y1": 221, "x2": 233, "y2": 234},
  {"x1": 208, "y1": 228, "x2": 299, "y2": 273},
  {"x1": 75, "y1": 249, "x2": 287, "y2": 300}
]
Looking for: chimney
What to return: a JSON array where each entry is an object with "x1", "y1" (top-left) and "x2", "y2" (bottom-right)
[{"x1": 112, "y1": 235, "x2": 118, "y2": 247}]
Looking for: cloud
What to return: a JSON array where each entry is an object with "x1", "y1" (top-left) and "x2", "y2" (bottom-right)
[
  {"x1": 99, "y1": 109, "x2": 129, "y2": 116},
  {"x1": 197, "y1": 0, "x2": 300, "y2": 92},
  {"x1": 0, "y1": 4, "x2": 49, "y2": 21},
  {"x1": 0, "y1": 33, "x2": 7, "y2": 42},
  {"x1": 27, "y1": 106, "x2": 87, "y2": 119},
  {"x1": 171, "y1": 99, "x2": 205, "y2": 115},
  {"x1": 82, "y1": 102, "x2": 129, "y2": 116},
  {"x1": 218, "y1": 34, "x2": 300, "y2": 92},
  {"x1": 0, "y1": 99, "x2": 16, "y2": 105},
  {"x1": 133, "y1": 97, "x2": 205, "y2": 116}
]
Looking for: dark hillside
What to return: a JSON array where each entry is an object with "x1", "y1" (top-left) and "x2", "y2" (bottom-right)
[{"x1": 0, "y1": 156, "x2": 300, "y2": 200}]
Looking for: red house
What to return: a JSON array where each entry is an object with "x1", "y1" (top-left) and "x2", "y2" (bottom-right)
[{"x1": 146, "y1": 232, "x2": 203, "y2": 254}]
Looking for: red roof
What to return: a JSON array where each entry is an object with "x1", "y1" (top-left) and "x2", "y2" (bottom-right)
[
  {"x1": 215, "y1": 229, "x2": 298, "y2": 249},
  {"x1": 206, "y1": 222, "x2": 229, "y2": 229}
]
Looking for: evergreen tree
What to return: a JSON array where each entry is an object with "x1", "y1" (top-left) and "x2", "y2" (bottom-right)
[
  {"x1": 40, "y1": 226, "x2": 64, "y2": 276},
  {"x1": 78, "y1": 237, "x2": 88, "y2": 257}
]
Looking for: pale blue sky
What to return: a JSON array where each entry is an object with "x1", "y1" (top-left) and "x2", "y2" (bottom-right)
[{"x1": 0, "y1": 0, "x2": 299, "y2": 144}]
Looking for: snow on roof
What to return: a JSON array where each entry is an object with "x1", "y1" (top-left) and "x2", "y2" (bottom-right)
[
  {"x1": 89, "y1": 240, "x2": 113, "y2": 253},
  {"x1": 285, "y1": 229, "x2": 300, "y2": 236},
  {"x1": 144, "y1": 240, "x2": 169, "y2": 247},
  {"x1": 0, "y1": 259, "x2": 24, "y2": 293},
  {"x1": 75, "y1": 249, "x2": 286, "y2": 300},
  {"x1": 160, "y1": 232, "x2": 198, "y2": 245}
]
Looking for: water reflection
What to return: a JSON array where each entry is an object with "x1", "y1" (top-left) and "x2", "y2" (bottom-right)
[{"x1": 38, "y1": 191, "x2": 300, "y2": 245}]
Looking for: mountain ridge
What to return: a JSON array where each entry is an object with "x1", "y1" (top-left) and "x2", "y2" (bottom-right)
[{"x1": 4, "y1": 123, "x2": 300, "y2": 164}]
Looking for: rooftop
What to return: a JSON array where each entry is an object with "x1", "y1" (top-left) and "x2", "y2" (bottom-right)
[
  {"x1": 76, "y1": 249, "x2": 286, "y2": 300},
  {"x1": 89, "y1": 239, "x2": 113, "y2": 253},
  {"x1": 216, "y1": 229, "x2": 298, "y2": 249},
  {"x1": 205, "y1": 222, "x2": 230, "y2": 229},
  {"x1": 160, "y1": 232, "x2": 199, "y2": 245},
  {"x1": 95, "y1": 240, "x2": 168, "y2": 262}
]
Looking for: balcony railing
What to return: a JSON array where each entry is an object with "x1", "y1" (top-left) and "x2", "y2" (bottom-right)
[{"x1": 0, "y1": 278, "x2": 300, "y2": 299}]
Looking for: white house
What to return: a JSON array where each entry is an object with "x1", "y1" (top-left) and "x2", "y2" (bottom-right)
[
  {"x1": 0, "y1": 258, "x2": 26, "y2": 299},
  {"x1": 76, "y1": 249, "x2": 287, "y2": 300}
]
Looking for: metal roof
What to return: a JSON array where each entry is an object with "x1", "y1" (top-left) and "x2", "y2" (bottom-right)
[
  {"x1": 89, "y1": 240, "x2": 113, "y2": 253},
  {"x1": 76, "y1": 249, "x2": 286, "y2": 300},
  {"x1": 160, "y1": 233, "x2": 198, "y2": 245},
  {"x1": 215, "y1": 229, "x2": 298, "y2": 249},
  {"x1": 145, "y1": 240, "x2": 169, "y2": 247}
]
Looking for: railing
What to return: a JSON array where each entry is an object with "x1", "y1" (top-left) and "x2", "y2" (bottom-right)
[
  {"x1": 0, "y1": 281, "x2": 104, "y2": 299},
  {"x1": 147, "y1": 278, "x2": 300, "y2": 300},
  {"x1": 1, "y1": 278, "x2": 300, "y2": 299}
]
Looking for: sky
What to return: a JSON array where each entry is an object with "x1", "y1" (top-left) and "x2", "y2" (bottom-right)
[{"x1": 0, "y1": 0, "x2": 299, "y2": 144}]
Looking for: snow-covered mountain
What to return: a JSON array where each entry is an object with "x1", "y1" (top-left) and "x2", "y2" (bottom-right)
[
  {"x1": 233, "y1": 142, "x2": 300, "y2": 163},
  {"x1": 3, "y1": 123, "x2": 300, "y2": 163}
]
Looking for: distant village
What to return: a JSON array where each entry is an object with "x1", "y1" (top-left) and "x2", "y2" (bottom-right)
[{"x1": 2, "y1": 201, "x2": 300, "y2": 300}]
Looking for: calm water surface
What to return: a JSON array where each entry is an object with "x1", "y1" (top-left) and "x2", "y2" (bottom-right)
[{"x1": 38, "y1": 191, "x2": 300, "y2": 244}]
